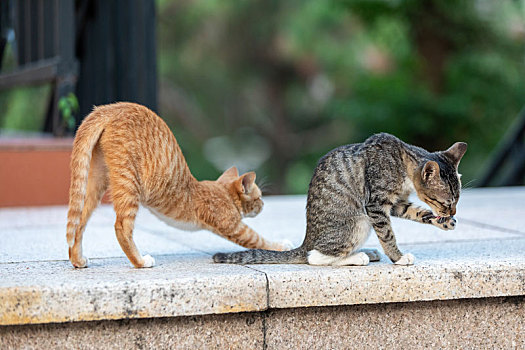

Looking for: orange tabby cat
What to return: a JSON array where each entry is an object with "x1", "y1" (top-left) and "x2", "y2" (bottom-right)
[{"x1": 66, "y1": 102, "x2": 290, "y2": 268}]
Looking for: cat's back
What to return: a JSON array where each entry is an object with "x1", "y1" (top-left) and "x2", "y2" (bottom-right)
[
  {"x1": 94, "y1": 102, "x2": 192, "y2": 203},
  {"x1": 93, "y1": 102, "x2": 171, "y2": 136},
  {"x1": 308, "y1": 143, "x2": 365, "y2": 200},
  {"x1": 96, "y1": 102, "x2": 177, "y2": 169},
  {"x1": 313, "y1": 143, "x2": 361, "y2": 176},
  {"x1": 308, "y1": 133, "x2": 408, "y2": 201}
]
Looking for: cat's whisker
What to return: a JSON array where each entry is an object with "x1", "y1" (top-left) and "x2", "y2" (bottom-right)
[
  {"x1": 256, "y1": 176, "x2": 272, "y2": 194},
  {"x1": 460, "y1": 179, "x2": 477, "y2": 191}
]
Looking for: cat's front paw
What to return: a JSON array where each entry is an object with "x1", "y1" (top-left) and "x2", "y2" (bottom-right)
[
  {"x1": 433, "y1": 216, "x2": 457, "y2": 231},
  {"x1": 394, "y1": 253, "x2": 415, "y2": 266},
  {"x1": 141, "y1": 254, "x2": 156, "y2": 268}
]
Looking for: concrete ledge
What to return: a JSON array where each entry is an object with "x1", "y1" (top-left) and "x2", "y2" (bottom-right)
[
  {"x1": 254, "y1": 239, "x2": 525, "y2": 309},
  {"x1": 1, "y1": 188, "x2": 525, "y2": 336},
  {"x1": 2, "y1": 241, "x2": 524, "y2": 326},
  {"x1": 1, "y1": 297, "x2": 523, "y2": 349},
  {"x1": 0, "y1": 256, "x2": 267, "y2": 325}
]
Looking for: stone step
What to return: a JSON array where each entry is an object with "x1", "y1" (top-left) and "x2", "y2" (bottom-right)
[{"x1": 1, "y1": 188, "x2": 524, "y2": 348}]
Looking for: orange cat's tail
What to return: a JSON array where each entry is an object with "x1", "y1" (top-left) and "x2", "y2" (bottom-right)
[{"x1": 66, "y1": 113, "x2": 105, "y2": 248}]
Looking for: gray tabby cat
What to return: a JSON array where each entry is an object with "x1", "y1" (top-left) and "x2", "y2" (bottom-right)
[{"x1": 213, "y1": 133, "x2": 467, "y2": 266}]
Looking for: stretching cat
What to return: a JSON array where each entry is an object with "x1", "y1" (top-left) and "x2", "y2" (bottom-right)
[
  {"x1": 214, "y1": 133, "x2": 467, "y2": 266},
  {"x1": 67, "y1": 102, "x2": 289, "y2": 268}
]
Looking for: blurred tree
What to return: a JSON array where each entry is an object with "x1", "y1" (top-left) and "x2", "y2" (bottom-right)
[{"x1": 157, "y1": 0, "x2": 525, "y2": 193}]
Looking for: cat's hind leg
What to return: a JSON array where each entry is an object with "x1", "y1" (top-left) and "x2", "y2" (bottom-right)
[
  {"x1": 332, "y1": 251, "x2": 370, "y2": 266},
  {"x1": 69, "y1": 146, "x2": 108, "y2": 268},
  {"x1": 307, "y1": 250, "x2": 342, "y2": 265},
  {"x1": 307, "y1": 250, "x2": 370, "y2": 266},
  {"x1": 113, "y1": 197, "x2": 155, "y2": 268},
  {"x1": 308, "y1": 215, "x2": 372, "y2": 266}
]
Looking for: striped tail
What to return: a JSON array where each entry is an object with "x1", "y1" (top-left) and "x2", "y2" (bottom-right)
[
  {"x1": 213, "y1": 247, "x2": 307, "y2": 264},
  {"x1": 66, "y1": 113, "x2": 105, "y2": 248}
]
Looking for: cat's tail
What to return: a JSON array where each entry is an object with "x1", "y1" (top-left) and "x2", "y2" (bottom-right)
[
  {"x1": 213, "y1": 247, "x2": 308, "y2": 264},
  {"x1": 66, "y1": 112, "x2": 105, "y2": 248}
]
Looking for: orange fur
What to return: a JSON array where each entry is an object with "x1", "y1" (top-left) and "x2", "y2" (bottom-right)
[{"x1": 66, "y1": 102, "x2": 288, "y2": 268}]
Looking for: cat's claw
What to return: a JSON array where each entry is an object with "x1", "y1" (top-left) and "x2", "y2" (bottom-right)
[
  {"x1": 395, "y1": 253, "x2": 415, "y2": 266},
  {"x1": 433, "y1": 216, "x2": 456, "y2": 231},
  {"x1": 141, "y1": 254, "x2": 156, "y2": 268}
]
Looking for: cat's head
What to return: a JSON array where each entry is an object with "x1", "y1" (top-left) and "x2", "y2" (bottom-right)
[
  {"x1": 217, "y1": 166, "x2": 264, "y2": 218},
  {"x1": 413, "y1": 142, "x2": 468, "y2": 217}
]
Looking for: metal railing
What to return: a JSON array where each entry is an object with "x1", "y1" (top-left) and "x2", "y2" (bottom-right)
[
  {"x1": 0, "y1": 0, "x2": 78, "y2": 136},
  {"x1": 0, "y1": 0, "x2": 157, "y2": 135}
]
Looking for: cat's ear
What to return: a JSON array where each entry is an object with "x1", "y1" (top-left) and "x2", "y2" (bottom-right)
[
  {"x1": 444, "y1": 142, "x2": 468, "y2": 165},
  {"x1": 217, "y1": 166, "x2": 239, "y2": 183},
  {"x1": 422, "y1": 161, "x2": 440, "y2": 183},
  {"x1": 235, "y1": 172, "x2": 256, "y2": 194}
]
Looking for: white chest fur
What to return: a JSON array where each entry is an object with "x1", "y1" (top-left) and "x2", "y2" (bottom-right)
[
  {"x1": 401, "y1": 177, "x2": 416, "y2": 196},
  {"x1": 148, "y1": 208, "x2": 201, "y2": 232}
]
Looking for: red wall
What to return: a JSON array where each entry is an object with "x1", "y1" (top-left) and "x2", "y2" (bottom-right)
[{"x1": 0, "y1": 138, "x2": 73, "y2": 207}]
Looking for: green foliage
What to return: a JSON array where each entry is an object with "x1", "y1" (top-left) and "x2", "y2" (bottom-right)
[
  {"x1": 157, "y1": 0, "x2": 525, "y2": 193},
  {"x1": 4, "y1": 1, "x2": 523, "y2": 193},
  {"x1": 58, "y1": 93, "x2": 79, "y2": 131},
  {"x1": 0, "y1": 84, "x2": 51, "y2": 132}
]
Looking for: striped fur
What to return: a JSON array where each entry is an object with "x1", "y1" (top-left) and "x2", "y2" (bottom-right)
[
  {"x1": 66, "y1": 102, "x2": 289, "y2": 268},
  {"x1": 213, "y1": 133, "x2": 467, "y2": 265}
]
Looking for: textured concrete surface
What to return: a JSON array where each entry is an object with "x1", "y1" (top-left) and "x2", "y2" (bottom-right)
[
  {"x1": 0, "y1": 255, "x2": 267, "y2": 325},
  {"x1": 0, "y1": 188, "x2": 524, "y2": 327},
  {"x1": 0, "y1": 312, "x2": 264, "y2": 350},
  {"x1": 1, "y1": 297, "x2": 523, "y2": 349},
  {"x1": 264, "y1": 296, "x2": 525, "y2": 349},
  {"x1": 252, "y1": 238, "x2": 525, "y2": 309}
]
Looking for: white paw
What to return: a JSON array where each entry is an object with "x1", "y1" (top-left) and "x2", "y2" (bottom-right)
[
  {"x1": 395, "y1": 253, "x2": 415, "y2": 266},
  {"x1": 332, "y1": 251, "x2": 370, "y2": 266},
  {"x1": 353, "y1": 252, "x2": 370, "y2": 266},
  {"x1": 308, "y1": 250, "x2": 339, "y2": 265},
  {"x1": 279, "y1": 239, "x2": 294, "y2": 250},
  {"x1": 142, "y1": 254, "x2": 156, "y2": 268},
  {"x1": 73, "y1": 257, "x2": 89, "y2": 268}
]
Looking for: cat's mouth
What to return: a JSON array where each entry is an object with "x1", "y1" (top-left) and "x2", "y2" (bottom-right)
[
  {"x1": 434, "y1": 210, "x2": 452, "y2": 217},
  {"x1": 427, "y1": 205, "x2": 450, "y2": 218}
]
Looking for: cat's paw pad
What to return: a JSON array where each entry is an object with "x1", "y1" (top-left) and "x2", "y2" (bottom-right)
[
  {"x1": 395, "y1": 253, "x2": 415, "y2": 266},
  {"x1": 141, "y1": 255, "x2": 156, "y2": 268},
  {"x1": 73, "y1": 257, "x2": 89, "y2": 268},
  {"x1": 276, "y1": 239, "x2": 294, "y2": 251},
  {"x1": 353, "y1": 252, "x2": 370, "y2": 266},
  {"x1": 434, "y1": 216, "x2": 456, "y2": 231}
]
